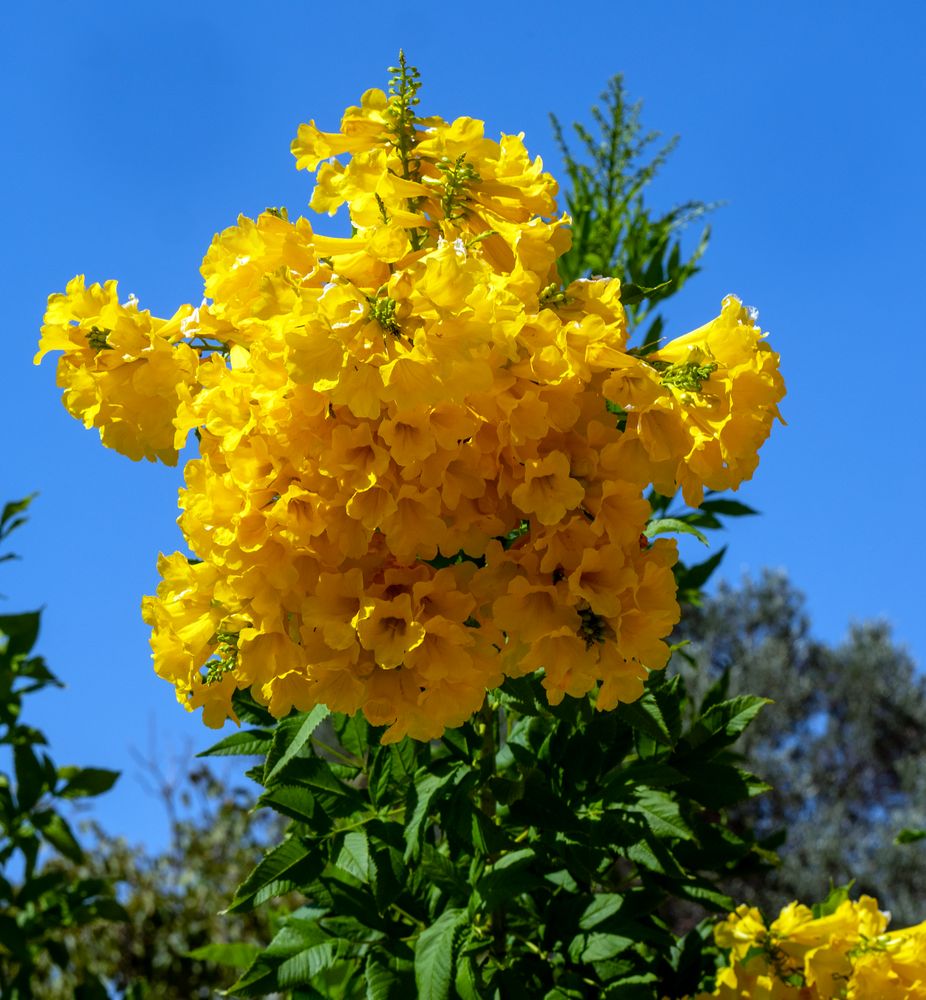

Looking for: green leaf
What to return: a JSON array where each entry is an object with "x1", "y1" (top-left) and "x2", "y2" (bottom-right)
[
  {"x1": 0, "y1": 611, "x2": 41, "y2": 660},
  {"x1": 677, "y1": 546, "x2": 727, "y2": 594},
  {"x1": 404, "y1": 770, "x2": 458, "y2": 862},
  {"x1": 896, "y1": 828, "x2": 926, "y2": 845},
  {"x1": 197, "y1": 728, "x2": 273, "y2": 758},
  {"x1": 668, "y1": 879, "x2": 733, "y2": 911},
  {"x1": 227, "y1": 837, "x2": 321, "y2": 913},
  {"x1": 35, "y1": 811, "x2": 84, "y2": 863},
  {"x1": 366, "y1": 957, "x2": 398, "y2": 1000},
  {"x1": 264, "y1": 705, "x2": 330, "y2": 785},
  {"x1": 14, "y1": 742, "x2": 47, "y2": 811},
  {"x1": 644, "y1": 517, "x2": 709, "y2": 546},
  {"x1": 58, "y1": 766, "x2": 119, "y2": 799},
  {"x1": 680, "y1": 762, "x2": 770, "y2": 809},
  {"x1": 685, "y1": 696, "x2": 770, "y2": 754},
  {"x1": 258, "y1": 784, "x2": 323, "y2": 826},
  {"x1": 276, "y1": 941, "x2": 346, "y2": 988},
  {"x1": 336, "y1": 830, "x2": 375, "y2": 884},
  {"x1": 454, "y1": 952, "x2": 481, "y2": 1000},
  {"x1": 698, "y1": 498, "x2": 758, "y2": 517},
  {"x1": 619, "y1": 281, "x2": 673, "y2": 306},
  {"x1": 333, "y1": 712, "x2": 369, "y2": 762},
  {"x1": 631, "y1": 788, "x2": 694, "y2": 841},
  {"x1": 414, "y1": 907, "x2": 465, "y2": 1000},
  {"x1": 186, "y1": 942, "x2": 261, "y2": 969},
  {"x1": 477, "y1": 848, "x2": 538, "y2": 910},
  {"x1": 231, "y1": 687, "x2": 277, "y2": 726},
  {"x1": 0, "y1": 495, "x2": 36, "y2": 541},
  {"x1": 616, "y1": 677, "x2": 684, "y2": 747},
  {"x1": 365, "y1": 953, "x2": 414, "y2": 1000},
  {"x1": 626, "y1": 836, "x2": 686, "y2": 878},
  {"x1": 578, "y1": 893, "x2": 626, "y2": 930},
  {"x1": 568, "y1": 931, "x2": 634, "y2": 963},
  {"x1": 812, "y1": 881, "x2": 855, "y2": 918}
]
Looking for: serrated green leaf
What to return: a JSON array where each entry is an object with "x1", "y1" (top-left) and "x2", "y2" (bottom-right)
[
  {"x1": 336, "y1": 830, "x2": 375, "y2": 884},
  {"x1": 606, "y1": 762, "x2": 684, "y2": 794},
  {"x1": 227, "y1": 837, "x2": 321, "y2": 913},
  {"x1": 414, "y1": 907, "x2": 465, "y2": 1000},
  {"x1": 366, "y1": 955, "x2": 401, "y2": 1000},
  {"x1": 454, "y1": 952, "x2": 481, "y2": 1000},
  {"x1": 363, "y1": 952, "x2": 414, "y2": 1000},
  {"x1": 197, "y1": 728, "x2": 273, "y2": 758},
  {"x1": 616, "y1": 689, "x2": 673, "y2": 746},
  {"x1": 276, "y1": 941, "x2": 345, "y2": 987},
  {"x1": 264, "y1": 705, "x2": 330, "y2": 785},
  {"x1": 404, "y1": 771, "x2": 457, "y2": 862},
  {"x1": 626, "y1": 836, "x2": 686, "y2": 878},
  {"x1": 258, "y1": 784, "x2": 322, "y2": 826},
  {"x1": 333, "y1": 712, "x2": 368, "y2": 762},
  {"x1": 686, "y1": 696, "x2": 770, "y2": 753},
  {"x1": 669, "y1": 880, "x2": 733, "y2": 910},
  {"x1": 631, "y1": 788, "x2": 694, "y2": 841},
  {"x1": 680, "y1": 761, "x2": 770, "y2": 809}
]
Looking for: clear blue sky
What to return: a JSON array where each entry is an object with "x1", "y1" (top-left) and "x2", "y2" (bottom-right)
[{"x1": 3, "y1": 0, "x2": 924, "y2": 851}]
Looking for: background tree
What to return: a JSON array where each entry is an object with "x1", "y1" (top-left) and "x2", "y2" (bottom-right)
[
  {"x1": 674, "y1": 569, "x2": 926, "y2": 926},
  {"x1": 0, "y1": 497, "x2": 124, "y2": 999},
  {"x1": 32, "y1": 757, "x2": 287, "y2": 999}
]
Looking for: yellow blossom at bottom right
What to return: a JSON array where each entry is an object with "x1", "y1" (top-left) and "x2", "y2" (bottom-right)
[{"x1": 689, "y1": 896, "x2": 926, "y2": 999}]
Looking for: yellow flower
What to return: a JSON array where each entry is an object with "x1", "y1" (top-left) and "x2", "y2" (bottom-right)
[
  {"x1": 510, "y1": 451, "x2": 585, "y2": 525},
  {"x1": 36, "y1": 276, "x2": 199, "y2": 464},
  {"x1": 42, "y1": 61, "x2": 784, "y2": 738},
  {"x1": 353, "y1": 594, "x2": 426, "y2": 669}
]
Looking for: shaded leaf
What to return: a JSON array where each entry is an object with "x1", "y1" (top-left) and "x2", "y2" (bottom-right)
[{"x1": 414, "y1": 907, "x2": 465, "y2": 1000}]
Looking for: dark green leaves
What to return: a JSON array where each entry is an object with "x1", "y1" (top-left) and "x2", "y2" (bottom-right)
[
  {"x1": 414, "y1": 908, "x2": 467, "y2": 1000},
  {"x1": 263, "y1": 705, "x2": 330, "y2": 784},
  {"x1": 226, "y1": 837, "x2": 322, "y2": 914},
  {"x1": 217, "y1": 658, "x2": 774, "y2": 998},
  {"x1": 58, "y1": 767, "x2": 120, "y2": 799},
  {"x1": 551, "y1": 75, "x2": 714, "y2": 344},
  {"x1": 0, "y1": 497, "x2": 124, "y2": 996}
]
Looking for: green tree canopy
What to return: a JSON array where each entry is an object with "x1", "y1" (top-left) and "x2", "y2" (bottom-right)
[{"x1": 675, "y1": 570, "x2": 926, "y2": 926}]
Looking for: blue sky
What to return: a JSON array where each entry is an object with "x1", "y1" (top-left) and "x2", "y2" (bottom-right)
[{"x1": 3, "y1": 0, "x2": 924, "y2": 850}]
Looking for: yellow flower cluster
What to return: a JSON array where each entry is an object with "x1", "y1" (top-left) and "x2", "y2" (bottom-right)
[
  {"x1": 35, "y1": 60, "x2": 784, "y2": 741},
  {"x1": 694, "y1": 897, "x2": 926, "y2": 999}
]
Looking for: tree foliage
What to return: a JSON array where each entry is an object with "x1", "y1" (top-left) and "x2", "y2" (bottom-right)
[
  {"x1": 199, "y1": 664, "x2": 769, "y2": 998},
  {"x1": 551, "y1": 75, "x2": 714, "y2": 350},
  {"x1": 675, "y1": 570, "x2": 926, "y2": 926},
  {"x1": 0, "y1": 496, "x2": 124, "y2": 999},
  {"x1": 31, "y1": 761, "x2": 286, "y2": 999}
]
